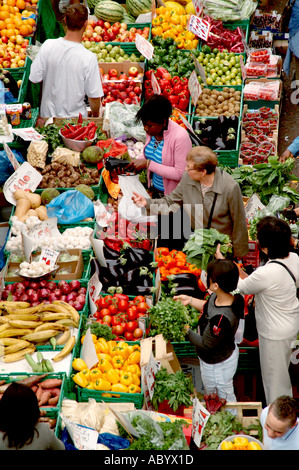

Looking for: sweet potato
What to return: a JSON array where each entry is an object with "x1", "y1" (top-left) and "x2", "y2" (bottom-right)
[
  {"x1": 48, "y1": 395, "x2": 59, "y2": 406},
  {"x1": 39, "y1": 379, "x2": 62, "y2": 389},
  {"x1": 38, "y1": 390, "x2": 52, "y2": 406}
]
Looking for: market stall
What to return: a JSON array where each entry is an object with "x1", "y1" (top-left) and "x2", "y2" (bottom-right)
[{"x1": 0, "y1": 0, "x2": 298, "y2": 452}]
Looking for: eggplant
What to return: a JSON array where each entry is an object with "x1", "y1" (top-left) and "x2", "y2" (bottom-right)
[
  {"x1": 122, "y1": 244, "x2": 153, "y2": 268},
  {"x1": 169, "y1": 273, "x2": 199, "y2": 288},
  {"x1": 171, "y1": 285, "x2": 202, "y2": 296},
  {"x1": 104, "y1": 157, "x2": 130, "y2": 172},
  {"x1": 90, "y1": 257, "x2": 101, "y2": 277},
  {"x1": 103, "y1": 245, "x2": 121, "y2": 260}
]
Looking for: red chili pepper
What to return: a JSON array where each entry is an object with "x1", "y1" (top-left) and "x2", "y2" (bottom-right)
[
  {"x1": 78, "y1": 112, "x2": 83, "y2": 124},
  {"x1": 87, "y1": 126, "x2": 96, "y2": 140}
]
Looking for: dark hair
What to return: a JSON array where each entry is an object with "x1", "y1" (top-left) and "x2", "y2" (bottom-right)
[
  {"x1": 257, "y1": 216, "x2": 291, "y2": 259},
  {"x1": 135, "y1": 94, "x2": 172, "y2": 125},
  {"x1": 65, "y1": 3, "x2": 88, "y2": 30},
  {"x1": 0, "y1": 382, "x2": 40, "y2": 449},
  {"x1": 186, "y1": 146, "x2": 218, "y2": 174},
  {"x1": 207, "y1": 259, "x2": 239, "y2": 293},
  {"x1": 270, "y1": 395, "x2": 298, "y2": 426}
]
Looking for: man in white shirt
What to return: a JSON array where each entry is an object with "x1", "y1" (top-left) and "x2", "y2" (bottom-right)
[
  {"x1": 29, "y1": 3, "x2": 103, "y2": 118},
  {"x1": 260, "y1": 395, "x2": 299, "y2": 450}
]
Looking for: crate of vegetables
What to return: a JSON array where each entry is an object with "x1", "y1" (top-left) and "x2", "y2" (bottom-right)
[
  {"x1": 0, "y1": 372, "x2": 67, "y2": 411},
  {"x1": 200, "y1": 17, "x2": 250, "y2": 53},
  {"x1": 72, "y1": 339, "x2": 144, "y2": 408}
]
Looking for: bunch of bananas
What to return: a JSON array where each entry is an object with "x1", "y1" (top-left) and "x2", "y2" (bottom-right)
[{"x1": 0, "y1": 300, "x2": 79, "y2": 363}]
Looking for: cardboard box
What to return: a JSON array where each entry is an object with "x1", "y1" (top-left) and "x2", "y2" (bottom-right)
[
  {"x1": 98, "y1": 61, "x2": 144, "y2": 78},
  {"x1": 5, "y1": 248, "x2": 84, "y2": 282},
  {"x1": 273, "y1": 39, "x2": 289, "y2": 56},
  {"x1": 224, "y1": 402, "x2": 262, "y2": 435},
  {"x1": 140, "y1": 334, "x2": 181, "y2": 374}
]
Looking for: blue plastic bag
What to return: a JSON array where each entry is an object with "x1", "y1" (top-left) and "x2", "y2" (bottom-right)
[
  {"x1": 0, "y1": 150, "x2": 25, "y2": 185},
  {"x1": 60, "y1": 428, "x2": 130, "y2": 450},
  {"x1": 46, "y1": 190, "x2": 94, "y2": 224}
]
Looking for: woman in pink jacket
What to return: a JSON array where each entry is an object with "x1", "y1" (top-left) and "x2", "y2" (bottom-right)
[
  {"x1": 132, "y1": 94, "x2": 192, "y2": 197},
  {"x1": 131, "y1": 95, "x2": 192, "y2": 248}
]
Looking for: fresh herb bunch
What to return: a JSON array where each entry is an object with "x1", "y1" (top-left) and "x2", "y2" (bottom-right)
[
  {"x1": 152, "y1": 367, "x2": 194, "y2": 412},
  {"x1": 148, "y1": 296, "x2": 191, "y2": 342},
  {"x1": 36, "y1": 123, "x2": 64, "y2": 154},
  {"x1": 201, "y1": 410, "x2": 262, "y2": 450},
  {"x1": 183, "y1": 228, "x2": 232, "y2": 271},
  {"x1": 117, "y1": 414, "x2": 189, "y2": 450},
  {"x1": 81, "y1": 320, "x2": 116, "y2": 342}
]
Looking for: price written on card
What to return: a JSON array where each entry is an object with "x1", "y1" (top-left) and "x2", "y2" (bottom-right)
[
  {"x1": 3, "y1": 161, "x2": 43, "y2": 205},
  {"x1": 188, "y1": 69, "x2": 202, "y2": 106},
  {"x1": 188, "y1": 14, "x2": 211, "y2": 41},
  {"x1": 192, "y1": 0, "x2": 203, "y2": 16}
]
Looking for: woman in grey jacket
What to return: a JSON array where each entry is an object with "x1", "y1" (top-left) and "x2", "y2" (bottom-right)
[{"x1": 132, "y1": 146, "x2": 249, "y2": 258}]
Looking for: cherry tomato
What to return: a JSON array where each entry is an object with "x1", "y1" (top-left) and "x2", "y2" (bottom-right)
[
  {"x1": 115, "y1": 324, "x2": 125, "y2": 335},
  {"x1": 124, "y1": 331, "x2": 134, "y2": 341},
  {"x1": 127, "y1": 306, "x2": 138, "y2": 321},
  {"x1": 98, "y1": 308, "x2": 110, "y2": 319},
  {"x1": 108, "y1": 304, "x2": 119, "y2": 315},
  {"x1": 134, "y1": 295, "x2": 146, "y2": 304},
  {"x1": 95, "y1": 297, "x2": 109, "y2": 309},
  {"x1": 103, "y1": 295, "x2": 113, "y2": 305},
  {"x1": 111, "y1": 316, "x2": 121, "y2": 326},
  {"x1": 133, "y1": 328, "x2": 143, "y2": 339},
  {"x1": 126, "y1": 320, "x2": 138, "y2": 332},
  {"x1": 137, "y1": 302, "x2": 149, "y2": 313},
  {"x1": 102, "y1": 315, "x2": 112, "y2": 324},
  {"x1": 118, "y1": 299, "x2": 129, "y2": 312}
]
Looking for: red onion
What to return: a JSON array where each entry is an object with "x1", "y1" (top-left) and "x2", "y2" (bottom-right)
[
  {"x1": 69, "y1": 280, "x2": 81, "y2": 291},
  {"x1": 28, "y1": 292, "x2": 39, "y2": 303},
  {"x1": 47, "y1": 282, "x2": 56, "y2": 291},
  {"x1": 77, "y1": 287, "x2": 87, "y2": 295},
  {"x1": 29, "y1": 282, "x2": 39, "y2": 290},
  {"x1": 19, "y1": 293, "x2": 29, "y2": 302},
  {"x1": 48, "y1": 293, "x2": 58, "y2": 302},
  {"x1": 53, "y1": 289, "x2": 61, "y2": 299},
  {"x1": 39, "y1": 280, "x2": 49, "y2": 289},
  {"x1": 66, "y1": 292, "x2": 77, "y2": 302},
  {"x1": 39, "y1": 288, "x2": 50, "y2": 299},
  {"x1": 73, "y1": 300, "x2": 84, "y2": 311}
]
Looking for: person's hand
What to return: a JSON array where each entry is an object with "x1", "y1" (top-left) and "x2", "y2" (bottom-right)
[
  {"x1": 279, "y1": 149, "x2": 294, "y2": 163},
  {"x1": 173, "y1": 294, "x2": 192, "y2": 306},
  {"x1": 129, "y1": 158, "x2": 148, "y2": 173},
  {"x1": 132, "y1": 192, "x2": 147, "y2": 207},
  {"x1": 215, "y1": 243, "x2": 225, "y2": 259}
]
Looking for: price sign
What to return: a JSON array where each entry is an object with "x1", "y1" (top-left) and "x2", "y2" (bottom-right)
[
  {"x1": 188, "y1": 14, "x2": 211, "y2": 41},
  {"x1": 28, "y1": 217, "x2": 61, "y2": 240},
  {"x1": 3, "y1": 161, "x2": 43, "y2": 205},
  {"x1": 192, "y1": 0, "x2": 203, "y2": 17},
  {"x1": 4, "y1": 143, "x2": 20, "y2": 171},
  {"x1": 135, "y1": 33, "x2": 154, "y2": 60},
  {"x1": 239, "y1": 55, "x2": 246, "y2": 82},
  {"x1": 151, "y1": 70, "x2": 161, "y2": 94},
  {"x1": 60, "y1": 414, "x2": 99, "y2": 450},
  {"x1": 88, "y1": 271, "x2": 102, "y2": 316},
  {"x1": 188, "y1": 69, "x2": 201, "y2": 106},
  {"x1": 192, "y1": 396, "x2": 210, "y2": 448},
  {"x1": 39, "y1": 247, "x2": 59, "y2": 268}
]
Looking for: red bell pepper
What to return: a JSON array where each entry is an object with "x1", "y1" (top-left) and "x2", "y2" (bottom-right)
[
  {"x1": 168, "y1": 94, "x2": 179, "y2": 105},
  {"x1": 144, "y1": 89, "x2": 154, "y2": 100},
  {"x1": 159, "y1": 78, "x2": 171, "y2": 90},
  {"x1": 144, "y1": 79, "x2": 152, "y2": 89},
  {"x1": 171, "y1": 76, "x2": 181, "y2": 86},
  {"x1": 173, "y1": 83, "x2": 183, "y2": 95},
  {"x1": 178, "y1": 98, "x2": 189, "y2": 112},
  {"x1": 162, "y1": 86, "x2": 173, "y2": 98}
]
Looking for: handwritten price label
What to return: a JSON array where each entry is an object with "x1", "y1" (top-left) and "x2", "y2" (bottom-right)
[
  {"x1": 192, "y1": 0, "x2": 203, "y2": 16},
  {"x1": 188, "y1": 69, "x2": 201, "y2": 106},
  {"x1": 192, "y1": 397, "x2": 210, "y2": 448},
  {"x1": 39, "y1": 247, "x2": 59, "y2": 268},
  {"x1": 188, "y1": 14, "x2": 211, "y2": 41},
  {"x1": 151, "y1": 70, "x2": 161, "y2": 94},
  {"x1": 3, "y1": 161, "x2": 43, "y2": 205},
  {"x1": 135, "y1": 33, "x2": 154, "y2": 60}
]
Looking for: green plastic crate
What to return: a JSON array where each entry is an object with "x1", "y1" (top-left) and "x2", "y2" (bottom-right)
[
  {"x1": 237, "y1": 346, "x2": 260, "y2": 371},
  {"x1": 171, "y1": 341, "x2": 197, "y2": 358},
  {"x1": 0, "y1": 372, "x2": 67, "y2": 412}
]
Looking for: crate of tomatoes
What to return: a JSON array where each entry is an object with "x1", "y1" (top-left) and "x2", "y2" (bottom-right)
[{"x1": 92, "y1": 293, "x2": 150, "y2": 341}]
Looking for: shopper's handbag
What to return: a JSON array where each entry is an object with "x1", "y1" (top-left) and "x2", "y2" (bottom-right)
[
  {"x1": 280, "y1": 0, "x2": 295, "y2": 32},
  {"x1": 242, "y1": 296, "x2": 258, "y2": 342}
]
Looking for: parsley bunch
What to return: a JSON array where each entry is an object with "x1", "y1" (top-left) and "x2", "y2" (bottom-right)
[{"x1": 148, "y1": 296, "x2": 191, "y2": 342}]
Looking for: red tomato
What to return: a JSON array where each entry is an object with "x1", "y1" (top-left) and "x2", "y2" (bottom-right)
[
  {"x1": 115, "y1": 324, "x2": 125, "y2": 336},
  {"x1": 118, "y1": 299, "x2": 129, "y2": 312},
  {"x1": 127, "y1": 306, "x2": 138, "y2": 321},
  {"x1": 126, "y1": 320, "x2": 138, "y2": 332},
  {"x1": 108, "y1": 304, "x2": 119, "y2": 315},
  {"x1": 111, "y1": 316, "x2": 121, "y2": 326},
  {"x1": 104, "y1": 295, "x2": 113, "y2": 305},
  {"x1": 102, "y1": 315, "x2": 112, "y2": 324},
  {"x1": 124, "y1": 331, "x2": 134, "y2": 341},
  {"x1": 137, "y1": 302, "x2": 149, "y2": 314},
  {"x1": 98, "y1": 308, "x2": 110, "y2": 319},
  {"x1": 133, "y1": 328, "x2": 143, "y2": 339},
  {"x1": 134, "y1": 295, "x2": 146, "y2": 303},
  {"x1": 95, "y1": 297, "x2": 109, "y2": 309}
]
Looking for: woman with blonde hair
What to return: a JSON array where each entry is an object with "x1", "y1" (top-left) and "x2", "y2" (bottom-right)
[{"x1": 132, "y1": 146, "x2": 248, "y2": 257}]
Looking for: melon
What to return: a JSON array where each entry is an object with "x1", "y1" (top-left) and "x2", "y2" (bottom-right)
[
  {"x1": 94, "y1": 0, "x2": 125, "y2": 22},
  {"x1": 125, "y1": 0, "x2": 152, "y2": 18}
]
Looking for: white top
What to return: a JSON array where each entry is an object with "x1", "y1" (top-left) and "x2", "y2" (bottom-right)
[
  {"x1": 29, "y1": 37, "x2": 103, "y2": 118},
  {"x1": 238, "y1": 252, "x2": 299, "y2": 340},
  {"x1": 260, "y1": 406, "x2": 299, "y2": 450}
]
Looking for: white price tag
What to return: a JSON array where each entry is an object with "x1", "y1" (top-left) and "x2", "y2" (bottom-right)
[
  {"x1": 192, "y1": 396, "x2": 210, "y2": 448},
  {"x1": 60, "y1": 414, "x2": 98, "y2": 450},
  {"x1": 188, "y1": 14, "x2": 211, "y2": 41},
  {"x1": 3, "y1": 161, "x2": 43, "y2": 205},
  {"x1": 192, "y1": 0, "x2": 203, "y2": 17},
  {"x1": 145, "y1": 351, "x2": 161, "y2": 400},
  {"x1": 28, "y1": 217, "x2": 61, "y2": 240},
  {"x1": 3, "y1": 143, "x2": 20, "y2": 171},
  {"x1": 39, "y1": 247, "x2": 59, "y2": 268},
  {"x1": 12, "y1": 127, "x2": 44, "y2": 141},
  {"x1": 22, "y1": 231, "x2": 35, "y2": 262},
  {"x1": 135, "y1": 33, "x2": 154, "y2": 60},
  {"x1": 88, "y1": 271, "x2": 102, "y2": 316},
  {"x1": 151, "y1": 70, "x2": 161, "y2": 95},
  {"x1": 188, "y1": 69, "x2": 201, "y2": 106}
]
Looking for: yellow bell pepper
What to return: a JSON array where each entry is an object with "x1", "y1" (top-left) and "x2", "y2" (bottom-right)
[
  {"x1": 132, "y1": 373, "x2": 141, "y2": 386},
  {"x1": 107, "y1": 340, "x2": 117, "y2": 353},
  {"x1": 98, "y1": 357, "x2": 113, "y2": 373},
  {"x1": 185, "y1": 30, "x2": 195, "y2": 40},
  {"x1": 85, "y1": 381, "x2": 95, "y2": 390},
  {"x1": 170, "y1": 13, "x2": 180, "y2": 24},
  {"x1": 112, "y1": 344, "x2": 130, "y2": 359},
  {"x1": 221, "y1": 440, "x2": 234, "y2": 450},
  {"x1": 152, "y1": 26, "x2": 163, "y2": 36},
  {"x1": 112, "y1": 355, "x2": 125, "y2": 369},
  {"x1": 127, "y1": 350, "x2": 140, "y2": 365},
  {"x1": 97, "y1": 338, "x2": 110, "y2": 354},
  {"x1": 128, "y1": 384, "x2": 141, "y2": 394},
  {"x1": 89, "y1": 368, "x2": 103, "y2": 382},
  {"x1": 126, "y1": 364, "x2": 141, "y2": 377},
  {"x1": 73, "y1": 371, "x2": 88, "y2": 388},
  {"x1": 105, "y1": 368, "x2": 120, "y2": 384},
  {"x1": 94, "y1": 378, "x2": 111, "y2": 391},
  {"x1": 72, "y1": 358, "x2": 88, "y2": 371},
  {"x1": 120, "y1": 371, "x2": 134, "y2": 386},
  {"x1": 248, "y1": 441, "x2": 262, "y2": 450},
  {"x1": 156, "y1": 6, "x2": 166, "y2": 14},
  {"x1": 161, "y1": 21, "x2": 171, "y2": 32},
  {"x1": 111, "y1": 383, "x2": 129, "y2": 393},
  {"x1": 96, "y1": 353, "x2": 112, "y2": 362},
  {"x1": 233, "y1": 437, "x2": 249, "y2": 446}
]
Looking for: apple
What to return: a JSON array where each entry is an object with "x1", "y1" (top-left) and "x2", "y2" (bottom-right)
[
  {"x1": 1, "y1": 36, "x2": 8, "y2": 44},
  {"x1": 108, "y1": 68, "x2": 118, "y2": 77},
  {"x1": 3, "y1": 60, "x2": 11, "y2": 67},
  {"x1": 128, "y1": 66, "x2": 138, "y2": 77},
  {"x1": 104, "y1": 21, "x2": 111, "y2": 29},
  {"x1": 18, "y1": 59, "x2": 25, "y2": 67}
]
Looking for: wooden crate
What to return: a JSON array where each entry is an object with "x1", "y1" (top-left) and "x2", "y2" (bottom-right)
[
  {"x1": 224, "y1": 402, "x2": 262, "y2": 435},
  {"x1": 140, "y1": 334, "x2": 181, "y2": 374}
]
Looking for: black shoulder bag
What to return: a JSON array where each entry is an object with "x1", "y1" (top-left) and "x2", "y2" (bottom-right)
[{"x1": 280, "y1": 0, "x2": 296, "y2": 33}]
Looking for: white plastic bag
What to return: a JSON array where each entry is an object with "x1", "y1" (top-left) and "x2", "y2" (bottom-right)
[{"x1": 117, "y1": 174, "x2": 157, "y2": 223}]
